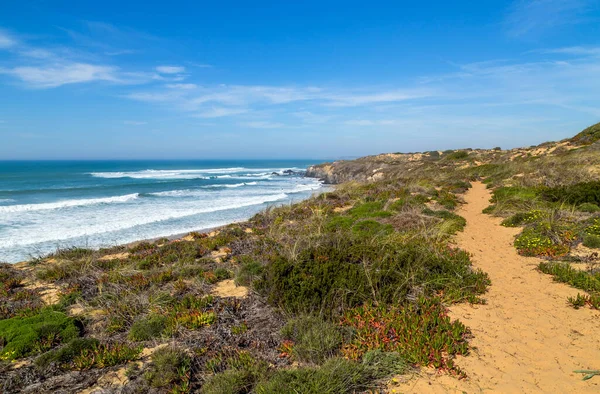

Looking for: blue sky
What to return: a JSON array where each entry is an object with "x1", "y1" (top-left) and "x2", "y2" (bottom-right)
[{"x1": 1, "y1": 0, "x2": 599, "y2": 159}]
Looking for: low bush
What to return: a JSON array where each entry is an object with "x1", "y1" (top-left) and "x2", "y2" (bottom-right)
[
  {"x1": 501, "y1": 210, "x2": 545, "y2": 227},
  {"x1": 578, "y1": 203, "x2": 600, "y2": 213},
  {"x1": 583, "y1": 234, "x2": 600, "y2": 249},
  {"x1": 514, "y1": 226, "x2": 570, "y2": 257},
  {"x1": 348, "y1": 201, "x2": 392, "y2": 219},
  {"x1": 255, "y1": 351, "x2": 406, "y2": 394},
  {"x1": 280, "y1": 316, "x2": 343, "y2": 364},
  {"x1": 145, "y1": 346, "x2": 191, "y2": 391},
  {"x1": 541, "y1": 181, "x2": 600, "y2": 206},
  {"x1": 0, "y1": 309, "x2": 80, "y2": 360},
  {"x1": 128, "y1": 314, "x2": 168, "y2": 341},
  {"x1": 235, "y1": 258, "x2": 263, "y2": 287},
  {"x1": 445, "y1": 151, "x2": 469, "y2": 160},
  {"x1": 256, "y1": 238, "x2": 488, "y2": 315},
  {"x1": 340, "y1": 298, "x2": 469, "y2": 372}
]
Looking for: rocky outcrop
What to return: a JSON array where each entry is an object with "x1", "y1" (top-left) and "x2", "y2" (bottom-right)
[{"x1": 306, "y1": 161, "x2": 390, "y2": 184}]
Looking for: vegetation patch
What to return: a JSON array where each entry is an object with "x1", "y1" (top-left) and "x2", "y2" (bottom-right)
[
  {"x1": 340, "y1": 298, "x2": 469, "y2": 374},
  {"x1": 280, "y1": 315, "x2": 343, "y2": 363},
  {"x1": 254, "y1": 352, "x2": 407, "y2": 394},
  {"x1": 538, "y1": 262, "x2": 600, "y2": 294},
  {"x1": 0, "y1": 309, "x2": 79, "y2": 360}
]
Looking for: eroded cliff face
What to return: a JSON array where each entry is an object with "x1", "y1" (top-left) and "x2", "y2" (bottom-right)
[{"x1": 305, "y1": 160, "x2": 390, "y2": 184}]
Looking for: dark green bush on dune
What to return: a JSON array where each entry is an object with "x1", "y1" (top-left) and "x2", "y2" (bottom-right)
[
  {"x1": 256, "y1": 237, "x2": 488, "y2": 315},
  {"x1": 541, "y1": 181, "x2": 600, "y2": 206}
]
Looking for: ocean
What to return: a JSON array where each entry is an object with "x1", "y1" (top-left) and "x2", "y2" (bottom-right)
[{"x1": 0, "y1": 160, "x2": 324, "y2": 263}]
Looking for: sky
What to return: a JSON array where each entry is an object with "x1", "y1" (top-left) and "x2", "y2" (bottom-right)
[{"x1": 0, "y1": 0, "x2": 599, "y2": 160}]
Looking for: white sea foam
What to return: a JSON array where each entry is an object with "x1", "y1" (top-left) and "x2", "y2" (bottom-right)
[
  {"x1": 0, "y1": 193, "x2": 288, "y2": 249},
  {"x1": 0, "y1": 194, "x2": 140, "y2": 214},
  {"x1": 0, "y1": 199, "x2": 15, "y2": 204},
  {"x1": 89, "y1": 167, "x2": 304, "y2": 180}
]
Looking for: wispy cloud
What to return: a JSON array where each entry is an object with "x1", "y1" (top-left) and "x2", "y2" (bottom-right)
[
  {"x1": 536, "y1": 46, "x2": 600, "y2": 56},
  {"x1": 0, "y1": 27, "x2": 184, "y2": 88},
  {"x1": 0, "y1": 31, "x2": 16, "y2": 49},
  {"x1": 156, "y1": 65, "x2": 185, "y2": 74},
  {"x1": 240, "y1": 121, "x2": 285, "y2": 129},
  {"x1": 0, "y1": 63, "x2": 119, "y2": 88},
  {"x1": 505, "y1": 0, "x2": 593, "y2": 37},
  {"x1": 195, "y1": 107, "x2": 248, "y2": 118},
  {"x1": 165, "y1": 83, "x2": 197, "y2": 90}
]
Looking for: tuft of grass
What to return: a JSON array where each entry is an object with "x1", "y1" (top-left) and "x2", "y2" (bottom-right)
[
  {"x1": 583, "y1": 234, "x2": 600, "y2": 249},
  {"x1": 255, "y1": 351, "x2": 407, "y2": 394},
  {"x1": 280, "y1": 316, "x2": 343, "y2": 364},
  {"x1": 538, "y1": 262, "x2": 600, "y2": 293},
  {"x1": 128, "y1": 314, "x2": 168, "y2": 341},
  {"x1": 234, "y1": 258, "x2": 263, "y2": 287},
  {"x1": 145, "y1": 346, "x2": 191, "y2": 391},
  {"x1": 36, "y1": 338, "x2": 141, "y2": 370}
]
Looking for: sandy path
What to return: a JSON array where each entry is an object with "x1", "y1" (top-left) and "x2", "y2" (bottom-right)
[{"x1": 393, "y1": 182, "x2": 600, "y2": 393}]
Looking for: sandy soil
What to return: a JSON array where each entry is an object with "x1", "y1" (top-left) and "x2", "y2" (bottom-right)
[
  {"x1": 392, "y1": 182, "x2": 600, "y2": 393},
  {"x1": 211, "y1": 279, "x2": 249, "y2": 298}
]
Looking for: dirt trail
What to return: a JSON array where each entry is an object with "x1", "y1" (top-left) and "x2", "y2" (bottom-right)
[{"x1": 394, "y1": 182, "x2": 600, "y2": 393}]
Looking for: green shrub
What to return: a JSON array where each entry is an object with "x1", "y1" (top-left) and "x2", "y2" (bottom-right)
[
  {"x1": 501, "y1": 210, "x2": 545, "y2": 227},
  {"x1": 583, "y1": 234, "x2": 600, "y2": 249},
  {"x1": 325, "y1": 216, "x2": 355, "y2": 232},
  {"x1": 538, "y1": 262, "x2": 600, "y2": 293},
  {"x1": 570, "y1": 122, "x2": 600, "y2": 145},
  {"x1": 145, "y1": 346, "x2": 191, "y2": 390},
  {"x1": 35, "y1": 337, "x2": 99, "y2": 369},
  {"x1": 422, "y1": 209, "x2": 467, "y2": 234},
  {"x1": 514, "y1": 226, "x2": 569, "y2": 257},
  {"x1": 128, "y1": 314, "x2": 168, "y2": 341},
  {"x1": 351, "y1": 220, "x2": 393, "y2": 237},
  {"x1": 0, "y1": 309, "x2": 79, "y2": 360},
  {"x1": 445, "y1": 151, "x2": 469, "y2": 160},
  {"x1": 348, "y1": 201, "x2": 391, "y2": 219},
  {"x1": 541, "y1": 181, "x2": 600, "y2": 206},
  {"x1": 235, "y1": 258, "x2": 263, "y2": 287},
  {"x1": 280, "y1": 316, "x2": 343, "y2": 364},
  {"x1": 201, "y1": 369, "x2": 255, "y2": 394},
  {"x1": 255, "y1": 352, "x2": 405, "y2": 394},
  {"x1": 256, "y1": 239, "x2": 488, "y2": 315},
  {"x1": 341, "y1": 299, "x2": 468, "y2": 371},
  {"x1": 578, "y1": 203, "x2": 600, "y2": 213},
  {"x1": 586, "y1": 219, "x2": 600, "y2": 236},
  {"x1": 214, "y1": 268, "x2": 232, "y2": 281}
]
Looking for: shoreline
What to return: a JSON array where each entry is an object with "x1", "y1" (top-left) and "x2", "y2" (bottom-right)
[{"x1": 12, "y1": 186, "x2": 330, "y2": 266}]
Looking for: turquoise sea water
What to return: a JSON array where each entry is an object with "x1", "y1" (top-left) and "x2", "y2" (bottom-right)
[{"x1": 0, "y1": 160, "x2": 323, "y2": 263}]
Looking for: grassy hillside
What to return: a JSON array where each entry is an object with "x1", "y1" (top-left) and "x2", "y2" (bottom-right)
[{"x1": 1, "y1": 124, "x2": 599, "y2": 393}]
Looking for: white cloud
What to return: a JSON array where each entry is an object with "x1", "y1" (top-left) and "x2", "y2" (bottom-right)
[
  {"x1": 240, "y1": 121, "x2": 285, "y2": 129},
  {"x1": 195, "y1": 107, "x2": 247, "y2": 118},
  {"x1": 0, "y1": 31, "x2": 16, "y2": 49},
  {"x1": 537, "y1": 46, "x2": 600, "y2": 57},
  {"x1": 166, "y1": 83, "x2": 197, "y2": 90},
  {"x1": 124, "y1": 120, "x2": 147, "y2": 125},
  {"x1": 0, "y1": 63, "x2": 119, "y2": 88},
  {"x1": 156, "y1": 65, "x2": 185, "y2": 74},
  {"x1": 505, "y1": 0, "x2": 592, "y2": 37}
]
